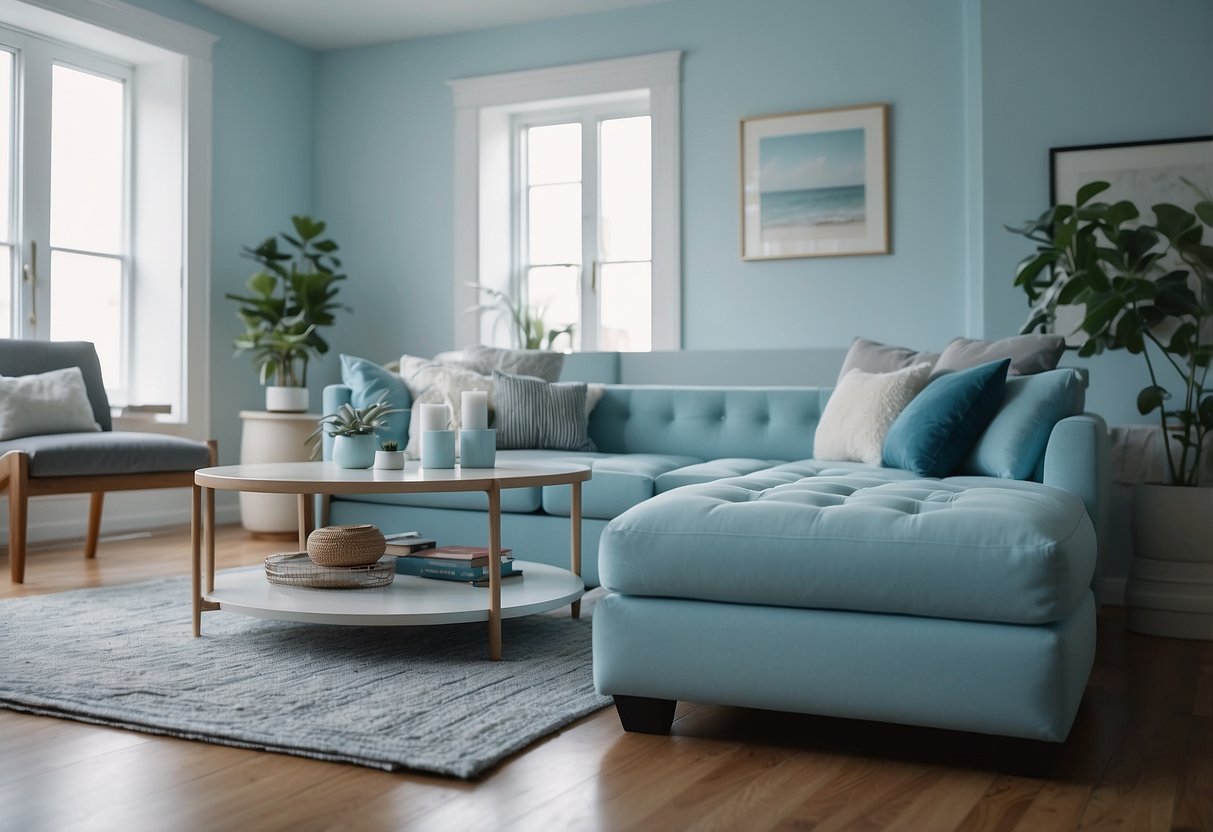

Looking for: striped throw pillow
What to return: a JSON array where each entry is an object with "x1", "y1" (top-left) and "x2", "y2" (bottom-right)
[{"x1": 492, "y1": 371, "x2": 595, "y2": 451}]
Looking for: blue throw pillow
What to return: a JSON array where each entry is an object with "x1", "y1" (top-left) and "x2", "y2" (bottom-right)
[
  {"x1": 881, "y1": 358, "x2": 1010, "y2": 478},
  {"x1": 959, "y1": 368, "x2": 1086, "y2": 479},
  {"x1": 339, "y1": 354, "x2": 411, "y2": 446}
]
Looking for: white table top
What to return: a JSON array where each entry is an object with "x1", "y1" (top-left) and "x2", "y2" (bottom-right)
[{"x1": 195, "y1": 460, "x2": 591, "y2": 494}]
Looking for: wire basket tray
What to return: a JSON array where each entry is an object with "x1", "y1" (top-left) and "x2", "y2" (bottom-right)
[{"x1": 264, "y1": 551, "x2": 395, "y2": 589}]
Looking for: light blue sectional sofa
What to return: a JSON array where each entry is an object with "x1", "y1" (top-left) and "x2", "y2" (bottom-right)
[{"x1": 324, "y1": 349, "x2": 1109, "y2": 742}]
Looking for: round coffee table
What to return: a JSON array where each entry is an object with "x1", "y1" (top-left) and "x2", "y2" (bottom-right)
[{"x1": 191, "y1": 461, "x2": 591, "y2": 660}]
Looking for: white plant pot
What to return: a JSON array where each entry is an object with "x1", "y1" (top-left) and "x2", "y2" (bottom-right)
[
  {"x1": 374, "y1": 450, "x2": 406, "y2": 470},
  {"x1": 266, "y1": 386, "x2": 309, "y2": 413},
  {"x1": 1126, "y1": 483, "x2": 1213, "y2": 640}
]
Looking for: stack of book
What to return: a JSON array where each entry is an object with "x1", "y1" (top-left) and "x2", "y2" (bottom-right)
[{"x1": 389, "y1": 535, "x2": 522, "y2": 586}]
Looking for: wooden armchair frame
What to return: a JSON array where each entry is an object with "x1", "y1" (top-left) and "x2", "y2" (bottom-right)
[{"x1": 3, "y1": 440, "x2": 217, "y2": 583}]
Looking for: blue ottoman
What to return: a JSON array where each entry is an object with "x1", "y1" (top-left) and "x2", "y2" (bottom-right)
[{"x1": 592, "y1": 466, "x2": 1099, "y2": 741}]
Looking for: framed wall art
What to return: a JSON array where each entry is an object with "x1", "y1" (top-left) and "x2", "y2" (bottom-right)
[
  {"x1": 1049, "y1": 135, "x2": 1213, "y2": 344},
  {"x1": 1051, "y1": 135, "x2": 1213, "y2": 208},
  {"x1": 740, "y1": 103, "x2": 889, "y2": 260}
]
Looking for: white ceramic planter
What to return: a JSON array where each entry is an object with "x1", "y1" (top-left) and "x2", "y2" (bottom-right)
[
  {"x1": 1126, "y1": 483, "x2": 1213, "y2": 640},
  {"x1": 373, "y1": 450, "x2": 406, "y2": 470},
  {"x1": 266, "y1": 386, "x2": 309, "y2": 413},
  {"x1": 332, "y1": 434, "x2": 377, "y2": 469}
]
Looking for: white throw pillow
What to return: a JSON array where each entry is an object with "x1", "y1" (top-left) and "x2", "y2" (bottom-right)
[
  {"x1": 813, "y1": 362, "x2": 932, "y2": 464},
  {"x1": 398, "y1": 355, "x2": 495, "y2": 458},
  {"x1": 0, "y1": 366, "x2": 101, "y2": 441}
]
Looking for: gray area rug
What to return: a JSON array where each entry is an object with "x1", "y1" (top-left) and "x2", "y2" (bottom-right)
[{"x1": 0, "y1": 571, "x2": 610, "y2": 778}]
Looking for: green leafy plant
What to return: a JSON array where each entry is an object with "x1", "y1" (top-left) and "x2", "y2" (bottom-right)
[
  {"x1": 380, "y1": 439, "x2": 400, "y2": 452},
  {"x1": 226, "y1": 216, "x2": 347, "y2": 387},
  {"x1": 1008, "y1": 180, "x2": 1213, "y2": 486},
  {"x1": 466, "y1": 283, "x2": 574, "y2": 350},
  {"x1": 306, "y1": 395, "x2": 403, "y2": 458}
]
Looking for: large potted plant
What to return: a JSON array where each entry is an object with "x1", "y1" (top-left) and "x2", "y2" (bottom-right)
[
  {"x1": 1009, "y1": 180, "x2": 1213, "y2": 638},
  {"x1": 227, "y1": 216, "x2": 346, "y2": 412}
]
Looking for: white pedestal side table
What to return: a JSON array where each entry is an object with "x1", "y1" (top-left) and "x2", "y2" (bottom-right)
[{"x1": 238, "y1": 411, "x2": 319, "y2": 535}]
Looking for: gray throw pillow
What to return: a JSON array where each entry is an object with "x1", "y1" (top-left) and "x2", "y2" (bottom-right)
[
  {"x1": 492, "y1": 371, "x2": 594, "y2": 451},
  {"x1": 837, "y1": 337, "x2": 940, "y2": 383},
  {"x1": 930, "y1": 335, "x2": 1066, "y2": 379},
  {"x1": 464, "y1": 345, "x2": 565, "y2": 383}
]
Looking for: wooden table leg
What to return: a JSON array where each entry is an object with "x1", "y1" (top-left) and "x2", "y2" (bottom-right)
[
  {"x1": 571, "y1": 480, "x2": 582, "y2": 620},
  {"x1": 191, "y1": 484, "x2": 202, "y2": 637},
  {"x1": 487, "y1": 484, "x2": 502, "y2": 661},
  {"x1": 205, "y1": 487, "x2": 216, "y2": 594},
  {"x1": 297, "y1": 493, "x2": 315, "y2": 550}
]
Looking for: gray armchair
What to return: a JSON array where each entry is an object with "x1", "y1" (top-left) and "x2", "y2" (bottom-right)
[{"x1": 0, "y1": 339, "x2": 215, "y2": 582}]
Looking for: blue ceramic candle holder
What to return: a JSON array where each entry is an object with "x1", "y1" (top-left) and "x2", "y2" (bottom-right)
[
  {"x1": 459, "y1": 428, "x2": 497, "y2": 468},
  {"x1": 420, "y1": 429, "x2": 456, "y2": 469}
]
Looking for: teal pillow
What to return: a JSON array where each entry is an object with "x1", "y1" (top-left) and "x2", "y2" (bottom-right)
[
  {"x1": 882, "y1": 359, "x2": 1010, "y2": 477},
  {"x1": 959, "y1": 368, "x2": 1086, "y2": 479},
  {"x1": 339, "y1": 354, "x2": 411, "y2": 447}
]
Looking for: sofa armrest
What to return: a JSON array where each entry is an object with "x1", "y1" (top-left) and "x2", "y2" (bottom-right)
[
  {"x1": 1042, "y1": 413, "x2": 1110, "y2": 596},
  {"x1": 321, "y1": 384, "x2": 353, "y2": 461}
]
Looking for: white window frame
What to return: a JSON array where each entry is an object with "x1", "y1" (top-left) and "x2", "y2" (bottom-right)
[
  {"x1": 513, "y1": 98, "x2": 650, "y2": 351},
  {"x1": 449, "y1": 51, "x2": 682, "y2": 352},
  {"x1": 0, "y1": 0, "x2": 215, "y2": 439}
]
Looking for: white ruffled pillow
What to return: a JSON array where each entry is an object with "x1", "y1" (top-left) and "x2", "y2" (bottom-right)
[{"x1": 813, "y1": 362, "x2": 932, "y2": 465}]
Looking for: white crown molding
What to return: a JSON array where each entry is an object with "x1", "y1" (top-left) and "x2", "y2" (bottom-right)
[
  {"x1": 449, "y1": 50, "x2": 681, "y2": 110},
  {"x1": 0, "y1": 0, "x2": 217, "y2": 59}
]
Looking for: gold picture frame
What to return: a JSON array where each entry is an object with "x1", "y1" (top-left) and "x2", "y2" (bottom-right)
[{"x1": 740, "y1": 103, "x2": 890, "y2": 260}]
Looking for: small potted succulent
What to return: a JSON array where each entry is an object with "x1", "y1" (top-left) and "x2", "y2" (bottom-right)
[
  {"x1": 374, "y1": 439, "x2": 406, "y2": 470},
  {"x1": 307, "y1": 395, "x2": 403, "y2": 469}
]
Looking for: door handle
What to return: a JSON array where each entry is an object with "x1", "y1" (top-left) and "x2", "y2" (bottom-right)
[{"x1": 22, "y1": 240, "x2": 36, "y2": 325}]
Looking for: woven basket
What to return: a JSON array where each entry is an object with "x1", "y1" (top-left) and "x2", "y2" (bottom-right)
[{"x1": 306, "y1": 524, "x2": 386, "y2": 567}]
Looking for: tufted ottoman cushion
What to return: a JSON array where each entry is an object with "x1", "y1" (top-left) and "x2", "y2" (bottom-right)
[{"x1": 599, "y1": 463, "x2": 1097, "y2": 625}]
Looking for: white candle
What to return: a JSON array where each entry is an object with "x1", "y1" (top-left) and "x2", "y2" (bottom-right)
[
  {"x1": 461, "y1": 390, "x2": 489, "y2": 430},
  {"x1": 419, "y1": 403, "x2": 449, "y2": 432}
]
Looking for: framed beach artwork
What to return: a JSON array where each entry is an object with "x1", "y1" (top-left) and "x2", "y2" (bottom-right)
[
  {"x1": 740, "y1": 103, "x2": 889, "y2": 260},
  {"x1": 1049, "y1": 135, "x2": 1213, "y2": 344}
]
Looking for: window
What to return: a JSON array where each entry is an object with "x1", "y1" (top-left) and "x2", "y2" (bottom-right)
[
  {"x1": 519, "y1": 108, "x2": 652, "y2": 351},
  {"x1": 450, "y1": 51, "x2": 681, "y2": 353},
  {"x1": 0, "y1": 32, "x2": 131, "y2": 389},
  {"x1": 0, "y1": 1, "x2": 215, "y2": 435}
]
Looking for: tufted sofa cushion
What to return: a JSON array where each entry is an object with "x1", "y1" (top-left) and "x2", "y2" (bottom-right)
[
  {"x1": 599, "y1": 465, "x2": 1097, "y2": 626},
  {"x1": 655, "y1": 458, "x2": 787, "y2": 492},
  {"x1": 588, "y1": 386, "x2": 824, "y2": 461},
  {"x1": 540, "y1": 453, "x2": 703, "y2": 519}
]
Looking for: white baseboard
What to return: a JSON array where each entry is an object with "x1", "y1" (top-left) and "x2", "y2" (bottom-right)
[{"x1": 0, "y1": 490, "x2": 240, "y2": 547}]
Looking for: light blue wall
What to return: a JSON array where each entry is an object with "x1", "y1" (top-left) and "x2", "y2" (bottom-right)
[
  {"x1": 313, "y1": 0, "x2": 968, "y2": 370},
  {"x1": 310, "y1": 0, "x2": 1213, "y2": 431},
  {"x1": 979, "y1": 0, "x2": 1213, "y2": 426},
  {"x1": 131, "y1": 0, "x2": 1212, "y2": 441},
  {"x1": 123, "y1": 0, "x2": 315, "y2": 462}
]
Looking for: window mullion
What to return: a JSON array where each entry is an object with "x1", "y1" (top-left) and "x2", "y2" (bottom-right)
[
  {"x1": 580, "y1": 114, "x2": 597, "y2": 352},
  {"x1": 18, "y1": 38, "x2": 52, "y2": 342}
]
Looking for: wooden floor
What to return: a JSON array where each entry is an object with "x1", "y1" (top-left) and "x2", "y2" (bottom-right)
[{"x1": 1, "y1": 526, "x2": 1210, "y2": 832}]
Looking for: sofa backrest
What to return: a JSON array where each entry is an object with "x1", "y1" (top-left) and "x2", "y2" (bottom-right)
[
  {"x1": 561, "y1": 348, "x2": 850, "y2": 387},
  {"x1": 589, "y1": 385, "x2": 829, "y2": 460}
]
